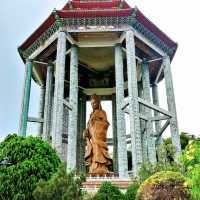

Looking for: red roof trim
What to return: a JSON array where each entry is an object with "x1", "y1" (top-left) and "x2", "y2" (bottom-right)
[
  {"x1": 136, "y1": 8, "x2": 177, "y2": 48},
  {"x1": 58, "y1": 9, "x2": 132, "y2": 18},
  {"x1": 63, "y1": 0, "x2": 130, "y2": 10},
  {"x1": 19, "y1": 2, "x2": 177, "y2": 58},
  {"x1": 20, "y1": 14, "x2": 55, "y2": 50},
  {"x1": 71, "y1": 1, "x2": 121, "y2": 9}
]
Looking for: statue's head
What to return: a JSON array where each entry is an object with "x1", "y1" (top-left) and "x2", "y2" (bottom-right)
[{"x1": 90, "y1": 94, "x2": 101, "y2": 110}]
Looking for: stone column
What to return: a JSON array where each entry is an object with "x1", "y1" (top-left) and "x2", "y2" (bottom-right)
[
  {"x1": 138, "y1": 82, "x2": 148, "y2": 162},
  {"x1": 115, "y1": 44, "x2": 128, "y2": 179},
  {"x1": 37, "y1": 85, "x2": 45, "y2": 137},
  {"x1": 126, "y1": 30, "x2": 142, "y2": 176},
  {"x1": 112, "y1": 94, "x2": 118, "y2": 172},
  {"x1": 52, "y1": 31, "x2": 66, "y2": 158},
  {"x1": 77, "y1": 92, "x2": 86, "y2": 172},
  {"x1": 67, "y1": 45, "x2": 79, "y2": 170},
  {"x1": 152, "y1": 83, "x2": 162, "y2": 145},
  {"x1": 43, "y1": 65, "x2": 53, "y2": 141},
  {"x1": 62, "y1": 98, "x2": 69, "y2": 163},
  {"x1": 141, "y1": 60, "x2": 157, "y2": 163},
  {"x1": 19, "y1": 60, "x2": 32, "y2": 137},
  {"x1": 163, "y1": 55, "x2": 181, "y2": 157}
]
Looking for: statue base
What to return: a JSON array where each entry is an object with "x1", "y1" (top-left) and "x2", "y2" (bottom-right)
[{"x1": 82, "y1": 175, "x2": 130, "y2": 193}]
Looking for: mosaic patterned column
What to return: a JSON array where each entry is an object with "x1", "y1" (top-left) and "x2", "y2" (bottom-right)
[
  {"x1": 52, "y1": 31, "x2": 66, "y2": 158},
  {"x1": 112, "y1": 94, "x2": 118, "y2": 172},
  {"x1": 115, "y1": 44, "x2": 128, "y2": 179},
  {"x1": 152, "y1": 83, "x2": 162, "y2": 145},
  {"x1": 163, "y1": 55, "x2": 181, "y2": 157},
  {"x1": 43, "y1": 65, "x2": 53, "y2": 141},
  {"x1": 67, "y1": 45, "x2": 79, "y2": 170},
  {"x1": 19, "y1": 60, "x2": 32, "y2": 137},
  {"x1": 126, "y1": 30, "x2": 142, "y2": 176},
  {"x1": 138, "y1": 82, "x2": 148, "y2": 162},
  {"x1": 77, "y1": 92, "x2": 86, "y2": 172},
  {"x1": 37, "y1": 85, "x2": 45, "y2": 137},
  {"x1": 141, "y1": 60, "x2": 157, "y2": 163}
]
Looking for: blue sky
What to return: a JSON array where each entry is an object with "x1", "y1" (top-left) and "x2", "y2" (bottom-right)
[{"x1": 0, "y1": 0, "x2": 200, "y2": 141}]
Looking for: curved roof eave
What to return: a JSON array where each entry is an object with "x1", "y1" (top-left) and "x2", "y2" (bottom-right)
[{"x1": 19, "y1": 4, "x2": 177, "y2": 60}]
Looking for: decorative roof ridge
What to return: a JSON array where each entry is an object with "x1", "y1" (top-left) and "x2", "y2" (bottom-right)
[
  {"x1": 62, "y1": 0, "x2": 131, "y2": 10},
  {"x1": 59, "y1": 8, "x2": 131, "y2": 12},
  {"x1": 19, "y1": 13, "x2": 55, "y2": 50},
  {"x1": 135, "y1": 7, "x2": 177, "y2": 49}
]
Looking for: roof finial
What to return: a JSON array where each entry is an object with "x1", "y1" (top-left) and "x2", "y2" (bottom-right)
[{"x1": 53, "y1": 9, "x2": 63, "y2": 28}]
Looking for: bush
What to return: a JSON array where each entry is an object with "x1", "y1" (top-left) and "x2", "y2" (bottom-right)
[
  {"x1": 138, "y1": 161, "x2": 181, "y2": 183},
  {"x1": 33, "y1": 163, "x2": 85, "y2": 200},
  {"x1": 124, "y1": 181, "x2": 140, "y2": 200},
  {"x1": 157, "y1": 139, "x2": 176, "y2": 163},
  {"x1": 180, "y1": 140, "x2": 200, "y2": 199},
  {"x1": 92, "y1": 181, "x2": 124, "y2": 200},
  {"x1": 0, "y1": 134, "x2": 61, "y2": 200},
  {"x1": 136, "y1": 171, "x2": 191, "y2": 200}
]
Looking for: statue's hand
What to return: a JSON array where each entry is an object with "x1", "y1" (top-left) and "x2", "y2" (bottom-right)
[{"x1": 83, "y1": 129, "x2": 90, "y2": 139}]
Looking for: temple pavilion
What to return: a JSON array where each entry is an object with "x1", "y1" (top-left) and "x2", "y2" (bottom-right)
[{"x1": 18, "y1": 0, "x2": 181, "y2": 179}]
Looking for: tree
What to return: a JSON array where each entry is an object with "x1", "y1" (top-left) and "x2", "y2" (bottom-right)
[
  {"x1": 0, "y1": 134, "x2": 61, "y2": 200},
  {"x1": 33, "y1": 163, "x2": 85, "y2": 200}
]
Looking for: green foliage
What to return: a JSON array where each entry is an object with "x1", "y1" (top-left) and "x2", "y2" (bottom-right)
[
  {"x1": 158, "y1": 138, "x2": 176, "y2": 162},
  {"x1": 136, "y1": 171, "x2": 191, "y2": 200},
  {"x1": 180, "y1": 140, "x2": 200, "y2": 199},
  {"x1": 180, "y1": 140, "x2": 200, "y2": 168},
  {"x1": 92, "y1": 181, "x2": 124, "y2": 200},
  {"x1": 138, "y1": 161, "x2": 181, "y2": 183},
  {"x1": 124, "y1": 181, "x2": 140, "y2": 200},
  {"x1": 33, "y1": 163, "x2": 86, "y2": 200},
  {"x1": 186, "y1": 164, "x2": 200, "y2": 200},
  {"x1": 0, "y1": 134, "x2": 61, "y2": 200}
]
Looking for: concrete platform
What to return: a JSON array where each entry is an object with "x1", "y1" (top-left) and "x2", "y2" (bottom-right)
[{"x1": 82, "y1": 177, "x2": 131, "y2": 193}]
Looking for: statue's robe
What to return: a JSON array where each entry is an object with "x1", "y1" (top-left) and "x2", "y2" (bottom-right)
[{"x1": 84, "y1": 109, "x2": 112, "y2": 174}]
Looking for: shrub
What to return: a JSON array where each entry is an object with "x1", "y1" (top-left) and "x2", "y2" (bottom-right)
[
  {"x1": 0, "y1": 134, "x2": 61, "y2": 200},
  {"x1": 186, "y1": 164, "x2": 200, "y2": 200},
  {"x1": 124, "y1": 181, "x2": 140, "y2": 200},
  {"x1": 136, "y1": 171, "x2": 191, "y2": 200},
  {"x1": 180, "y1": 140, "x2": 200, "y2": 199},
  {"x1": 157, "y1": 139, "x2": 176, "y2": 163},
  {"x1": 180, "y1": 140, "x2": 200, "y2": 168},
  {"x1": 92, "y1": 181, "x2": 124, "y2": 200},
  {"x1": 33, "y1": 163, "x2": 86, "y2": 200},
  {"x1": 138, "y1": 161, "x2": 181, "y2": 183}
]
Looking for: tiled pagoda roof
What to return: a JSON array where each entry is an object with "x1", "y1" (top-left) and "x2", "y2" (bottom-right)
[{"x1": 19, "y1": 0, "x2": 177, "y2": 59}]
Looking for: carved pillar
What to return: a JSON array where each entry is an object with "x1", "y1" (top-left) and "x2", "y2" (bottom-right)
[
  {"x1": 43, "y1": 65, "x2": 53, "y2": 141},
  {"x1": 112, "y1": 94, "x2": 118, "y2": 172},
  {"x1": 62, "y1": 97, "x2": 69, "y2": 163},
  {"x1": 67, "y1": 45, "x2": 79, "y2": 170},
  {"x1": 138, "y1": 82, "x2": 148, "y2": 162},
  {"x1": 126, "y1": 30, "x2": 142, "y2": 176},
  {"x1": 77, "y1": 92, "x2": 86, "y2": 172},
  {"x1": 19, "y1": 60, "x2": 32, "y2": 137},
  {"x1": 52, "y1": 31, "x2": 66, "y2": 158},
  {"x1": 37, "y1": 85, "x2": 45, "y2": 137},
  {"x1": 115, "y1": 44, "x2": 128, "y2": 179},
  {"x1": 163, "y1": 55, "x2": 181, "y2": 157},
  {"x1": 152, "y1": 83, "x2": 162, "y2": 145},
  {"x1": 141, "y1": 60, "x2": 157, "y2": 163}
]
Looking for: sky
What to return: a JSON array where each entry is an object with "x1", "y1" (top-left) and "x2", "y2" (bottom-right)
[{"x1": 0, "y1": 0, "x2": 200, "y2": 141}]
